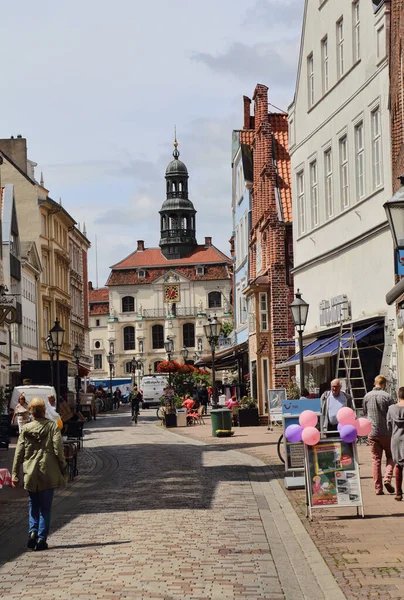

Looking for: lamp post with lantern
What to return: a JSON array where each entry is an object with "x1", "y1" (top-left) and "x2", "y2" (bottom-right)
[
  {"x1": 289, "y1": 290, "x2": 310, "y2": 392},
  {"x1": 73, "y1": 344, "x2": 82, "y2": 414},
  {"x1": 45, "y1": 335, "x2": 55, "y2": 388},
  {"x1": 49, "y1": 319, "x2": 65, "y2": 410},
  {"x1": 181, "y1": 345, "x2": 189, "y2": 364},
  {"x1": 203, "y1": 315, "x2": 221, "y2": 408}
]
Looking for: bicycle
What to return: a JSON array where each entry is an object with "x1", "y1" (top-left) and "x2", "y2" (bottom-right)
[
  {"x1": 277, "y1": 434, "x2": 285, "y2": 464},
  {"x1": 156, "y1": 406, "x2": 165, "y2": 420}
]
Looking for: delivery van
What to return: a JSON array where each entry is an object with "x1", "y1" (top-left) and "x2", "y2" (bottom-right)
[
  {"x1": 10, "y1": 385, "x2": 57, "y2": 412},
  {"x1": 141, "y1": 375, "x2": 168, "y2": 409}
]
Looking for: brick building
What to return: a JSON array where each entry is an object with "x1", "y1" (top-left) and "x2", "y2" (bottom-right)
[{"x1": 236, "y1": 84, "x2": 294, "y2": 413}]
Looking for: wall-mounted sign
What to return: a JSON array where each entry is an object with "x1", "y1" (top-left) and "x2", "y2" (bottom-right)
[
  {"x1": 319, "y1": 295, "x2": 351, "y2": 327},
  {"x1": 0, "y1": 306, "x2": 17, "y2": 325}
]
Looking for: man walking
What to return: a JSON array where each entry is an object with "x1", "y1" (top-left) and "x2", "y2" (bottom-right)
[
  {"x1": 363, "y1": 375, "x2": 395, "y2": 495},
  {"x1": 321, "y1": 379, "x2": 353, "y2": 433},
  {"x1": 198, "y1": 383, "x2": 209, "y2": 415},
  {"x1": 130, "y1": 386, "x2": 142, "y2": 424}
]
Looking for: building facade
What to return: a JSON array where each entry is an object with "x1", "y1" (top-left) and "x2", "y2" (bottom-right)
[
  {"x1": 283, "y1": 0, "x2": 394, "y2": 393},
  {"x1": 69, "y1": 224, "x2": 91, "y2": 372},
  {"x1": 89, "y1": 142, "x2": 232, "y2": 381},
  {"x1": 20, "y1": 241, "x2": 41, "y2": 362}
]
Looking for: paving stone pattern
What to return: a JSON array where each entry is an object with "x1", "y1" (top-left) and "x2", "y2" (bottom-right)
[{"x1": 0, "y1": 410, "x2": 345, "y2": 600}]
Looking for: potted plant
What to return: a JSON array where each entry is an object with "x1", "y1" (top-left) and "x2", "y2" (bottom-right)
[{"x1": 238, "y1": 396, "x2": 259, "y2": 427}]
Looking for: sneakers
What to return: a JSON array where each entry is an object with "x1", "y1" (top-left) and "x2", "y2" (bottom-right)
[
  {"x1": 384, "y1": 481, "x2": 395, "y2": 494},
  {"x1": 376, "y1": 490, "x2": 384, "y2": 495},
  {"x1": 27, "y1": 531, "x2": 37, "y2": 549},
  {"x1": 395, "y1": 493, "x2": 403, "y2": 501},
  {"x1": 35, "y1": 539, "x2": 48, "y2": 551}
]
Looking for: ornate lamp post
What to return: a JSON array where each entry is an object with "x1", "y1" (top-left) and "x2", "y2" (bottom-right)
[
  {"x1": 49, "y1": 318, "x2": 65, "y2": 410},
  {"x1": 107, "y1": 350, "x2": 114, "y2": 397},
  {"x1": 73, "y1": 344, "x2": 82, "y2": 414},
  {"x1": 203, "y1": 315, "x2": 221, "y2": 408},
  {"x1": 181, "y1": 345, "x2": 189, "y2": 364},
  {"x1": 132, "y1": 357, "x2": 143, "y2": 389},
  {"x1": 164, "y1": 337, "x2": 175, "y2": 409},
  {"x1": 289, "y1": 289, "x2": 310, "y2": 392},
  {"x1": 45, "y1": 335, "x2": 55, "y2": 387},
  {"x1": 384, "y1": 176, "x2": 404, "y2": 251}
]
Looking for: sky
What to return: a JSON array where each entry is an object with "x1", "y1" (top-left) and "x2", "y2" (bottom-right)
[{"x1": 0, "y1": 0, "x2": 304, "y2": 287}]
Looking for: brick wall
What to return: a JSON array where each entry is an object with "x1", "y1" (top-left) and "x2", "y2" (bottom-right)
[{"x1": 390, "y1": 0, "x2": 404, "y2": 191}]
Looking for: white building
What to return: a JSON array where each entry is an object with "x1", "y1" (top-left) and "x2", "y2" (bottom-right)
[
  {"x1": 20, "y1": 242, "x2": 41, "y2": 362},
  {"x1": 283, "y1": 0, "x2": 395, "y2": 394}
]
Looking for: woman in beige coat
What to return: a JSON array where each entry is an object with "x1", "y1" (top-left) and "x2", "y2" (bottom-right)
[{"x1": 12, "y1": 398, "x2": 67, "y2": 551}]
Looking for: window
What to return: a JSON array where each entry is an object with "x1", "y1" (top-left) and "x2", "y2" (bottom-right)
[
  {"x1": 208, "y1": 291, "x2": 221, "y2": 308},
  {"x1": 371, "y1": 107, "x2": 382, "y2": 189},
  {"x1": 256, "y1": 240, "x2": 262, "y2": 273},
  {"x1": 42, "y1": 254, "x2": 48, "y2": 285},
  {"x1": 248, "y1": 297, "x2": 256, "y2": 333},
  {"x1": 124, "y1": 362, "x2": 133, "y2": 374},
  {"x1": 297, "y1": 171, "x2": 305, "y2": 234},
  {"x1": 339, "y1": 136, "x2": 349, "y2": 208},
  {"x1": 154, "y1": 361, "x2": 162, "y2": 372},
  {"x1": 260, "y1": 293, "x2": 268, "y2": 332},
  {"x1": 96, "y1": 318, "x2": 100, "y2": 327},
  {"x1": 262, "y1": 358, "x2": 269, "y2": 414},
  {"x1": 43, "y1": 306, "x2": 49, "y2": 337},
  {"x1": 41, "y1": 214, "x2": 47, "y2": 237},
  {"x1": 183, "y1": 323, "x2": 195, "y2": 348},
  {"x1": 307, "y1": 53, "x2": 314, "y2": 107},
  {"x1": 321, "y1": 37, "x2": 329, "y2": 93},
  {"x1": 138, "y1": 270, "x2": 146, "y2": 279},
  {"x1": 337, "y1": 18, "x2": 344, "y2": 78},
  {"x1": 152, "y1": 324, "x2": 164, "y2": 349},
  {"x1": 94, "y1": 354, "x2": 102, "y2": 370},
  {"x1": 289, "y1": 117, "x2": 295, "y2": 147},
  {"x1": 353, "y1": 1, "x2": 360, "y2": 61},
  {"x1": 123, "y1": 326, "x2": 135, "y2": 350},
  {"x1": 377, "y1": 25, "x2": 385, "y2": 60},
  {"x1": 122, "y1": 296, "x2": 135, "y2": 313},
  {"x1": 324, "y1": 149, "x2": 333, "y2": 217},
  {"x1": 196, "y1": 266, "x2": 204, "y2": 276},
  {"x1": 95, "y1": 341, "x2": 101, "y2": 349},
  {"x1": 310, "y1": 161, "x2": 319, "y2": 227},
  {"x1": 355, "y1": 122, "x2": 365, "y2": 199}
]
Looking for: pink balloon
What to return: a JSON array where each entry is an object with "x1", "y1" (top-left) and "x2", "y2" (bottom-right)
[
  {"x1": 302, "y1": 426, "x2": 320, "y2": 446},
  {"x1": 356, "y1": 417, "x2": 372, "y2": 437},
  {"x1": 337, "y1": 407, "x2": 356, "y2": 426},
  {"x1": 299, "y1": 410, "x2": 318, "y2": 429}
]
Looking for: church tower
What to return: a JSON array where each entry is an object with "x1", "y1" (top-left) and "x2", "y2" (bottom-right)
[{"x1": 159, "y1": 138, "x2": 197, "y2": 259}]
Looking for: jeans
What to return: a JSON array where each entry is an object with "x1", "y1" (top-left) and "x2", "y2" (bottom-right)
[
  {"x1": 369, "y1": 435, "x2": 394, "y2": 493},
  {"x1": 29, "y1": 488, "x2": 55, "y2": 541}
]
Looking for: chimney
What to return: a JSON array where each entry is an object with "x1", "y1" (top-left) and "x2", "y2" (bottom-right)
[
  {"x1": 137, "y1": 240, "x2": 145, "y2": 251},
  {"x1": 252, "y1": 84, "x2": 269, "y2": 130},
  {"x1": 0, "y1": 136, "x2": 28, "y2": 174},
  {"x1": 205, "y1": 236, "x2": 212, "y2": 247},
  {"x1": 243, "y1": 96, "x2": 252, "y2": 129},
  {"x1": 88, "y1": 281, "x2": 93, "y2": 291}
]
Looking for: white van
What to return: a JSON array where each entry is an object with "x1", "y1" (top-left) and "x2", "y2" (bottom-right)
[
  {"x1": 141, "y1": 375, "x2": 168, "y2": 409},
  {"x1": 10, "y1": 385, "x2": 57, "y2": 412}
]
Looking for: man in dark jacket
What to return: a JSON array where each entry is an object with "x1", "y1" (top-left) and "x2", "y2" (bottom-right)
[
  {"x1": 130, "y1": 387, "x2": 142, "y2": 423},
  {"x1": 198, "y1": 383, "x2": 209, "y2": 415}
]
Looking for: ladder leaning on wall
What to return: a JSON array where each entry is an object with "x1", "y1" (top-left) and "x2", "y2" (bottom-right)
[{"x1": 335, "y1": 323, "x2": 367, "y2": 413}]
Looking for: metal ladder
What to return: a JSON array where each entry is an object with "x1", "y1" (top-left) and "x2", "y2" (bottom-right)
[
  {"x1": 335, "y1": 323, "x2": 367, "y2": 412},
  {"x1": 380, "y1": 318, "x2": 398, "y2": 403}
]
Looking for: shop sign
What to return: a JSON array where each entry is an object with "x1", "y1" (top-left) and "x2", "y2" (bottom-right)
[{"x1": 319, "y1": 295, "x2": 351, "y2": 327}]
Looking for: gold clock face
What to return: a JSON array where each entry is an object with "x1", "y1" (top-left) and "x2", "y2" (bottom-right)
[{"x1": 164, "y1": 284, "x2": 180, "y2": 303}]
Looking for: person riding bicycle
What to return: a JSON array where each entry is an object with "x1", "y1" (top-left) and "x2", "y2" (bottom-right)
[{"x1": 130, "y1": 386, "x2": 142, "y2": 423}]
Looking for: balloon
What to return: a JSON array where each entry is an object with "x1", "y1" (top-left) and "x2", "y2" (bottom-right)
[
  {"x1": 337, "y1": 407, "x2": 356, "y2": 426},
  {"x1": 337, "y1": 423, "x2": 343, "y2": 432},
  {"x1": 302, "y1": 426, "x2": 320, "y2": 446},
  {"x1": 356, "y1": 417, "x2": 372, "y2": 437},
  {"x1": 340, "y1": 424, "x2": 358, "y2": 443},
  {"x1": 285, "y1": 424, "x2": 303, "y2": 443},
  {"x1": 299, "y1": 410, "x2": 318, "y2": 429}
]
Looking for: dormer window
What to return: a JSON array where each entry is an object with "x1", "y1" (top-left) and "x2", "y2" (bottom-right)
[
  {"x1": 196, "y1": 266, "x2": 205, "y2": 276},
  {"x1": 138, "y1": 269, "x2": 146, "y2": 279}
]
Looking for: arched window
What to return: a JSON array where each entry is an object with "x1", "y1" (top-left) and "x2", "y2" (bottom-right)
[
  {"x1": 124, "y1": 361, "x2": 133, "y2": 374},
  {"x1": 208, "y1": 291, "x2": 222, "y2": 308},
  {"x1": 152, "y1": 324, "x2": 164, "y2": 349},
  {"x1": 123, "y1": 326, "x2": 135, "y2": 350},
  {"x1": 183, "y1": 323, "x2": 195, "y2": 348},
  {"x1": 122, "y1": 296, "x2": 134, "y2": 313},
  {"x1": 154, "y1": 360, "x2": 162, "y2": 372}
]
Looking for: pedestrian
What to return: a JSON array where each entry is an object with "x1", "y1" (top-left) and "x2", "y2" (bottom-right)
[
  {"x1": 320, "y1": 379, "x2": 354, "y2": 433},
  {"x1": 198, "y1": 383, "x2": 209, "y2": 415},
  {"x1": 387, "y1": 386, "x2": 404, "y2": 501},
  {"x1": 11, "y1": 394, "x2": 30, "y2": 434},
  {"x1": 363, "y1": 375, "x2": 395, "y2": 496},
  {"x1": 113, "y1": 388, "x2": 121, "y2": 410},
  {"x1": 130, "y1": 386, "x2": 142, "y2": 423},
  {"x1": 11, "y1": 398, "x2": 67, "y2": 551}
]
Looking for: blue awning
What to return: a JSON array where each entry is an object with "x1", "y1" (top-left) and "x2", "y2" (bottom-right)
[{"x1": 276, "y1": 323, "x2": 381, "y2": 369}]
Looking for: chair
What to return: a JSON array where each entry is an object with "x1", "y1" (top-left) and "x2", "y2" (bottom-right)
[
  {"x1": 189, "y1": 405, "x2": 205, "y2": 425},
  {"x1": 66, "y1": 421, "x2": 84, "y2": 448}
]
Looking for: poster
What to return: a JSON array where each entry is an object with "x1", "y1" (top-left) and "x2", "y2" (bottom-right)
[{"x1": 305, "y1": 438, "x2": 363, "y2": 511}]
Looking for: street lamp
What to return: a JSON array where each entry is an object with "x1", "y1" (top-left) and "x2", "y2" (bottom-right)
[
  {"x1": 132, "y1": 357, "x2": 143, "y2": 389},
  {"x1": 203, "y1": 314, "x2": 221, "y2": 408},
  {"x1": 45, "y1": 335, "x2": 55, "y2": 387},
  {"x1": 164, "y1": 337, "x2": 174, "y2": 361},
  {"x1": 107, "y1": 350, "x2": 114, "y2": 397},
  {"x1": 289, "y1": 289, "x2": 309, "y2": 392},
  {"x1": 384, "y1": 176, "x2": 404, "y2": 250},
  {"x1": 181, "y1": 345, "x2": 189, "y2": 363},
  {"x1": 73, "y1": 344, "x2": 82, "y2": 414},
  {"x1": 49, "y1": 318, "x2": 65, "y2": 410}
]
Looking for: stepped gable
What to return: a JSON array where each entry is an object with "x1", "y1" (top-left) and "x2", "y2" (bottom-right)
[{"x1": 269, "y1": 112, "x2": 292, "y2": 223}]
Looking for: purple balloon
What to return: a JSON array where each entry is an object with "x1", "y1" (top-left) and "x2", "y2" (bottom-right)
[
  {"x1": 285, "y1": 424, "x2": 303, "y2": 443},
  {"x1": 340, "y1": 424, "x2": 358, "y2": 443},
  {"x1": 337, "y1": 423, "x2": 343, "y2": 432}
]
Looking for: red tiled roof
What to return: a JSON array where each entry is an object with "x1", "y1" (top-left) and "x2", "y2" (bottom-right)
[
  {"x1": 269, "y1": 113, "x2": 292, "y2": 223},
  {"x1": 107, "y1": 264, "x2": 231, "y2": 286},
  {"x1": 89, "y1": 288, "x2": 109, "y2": 302},
  {"x1": 110, "y1": 245, "x2": 231, "y2": 270},
  {"x1": 240, "y1": 129, "x2": 254, "y2": 146},
  {"x1": 89, "y1": 302, "x2": 109, "y2": 316}
]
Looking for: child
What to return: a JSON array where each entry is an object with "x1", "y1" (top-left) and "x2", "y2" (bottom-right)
[{"x1": 387, "y1": 386, "x2": 404, "y2": 501}]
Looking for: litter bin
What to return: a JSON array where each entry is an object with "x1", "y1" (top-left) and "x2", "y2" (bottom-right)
[
  {"x1": 211, "y1": 408, "x2": 232, "y2": 437},
  {"x1": 176, "y1": 409, "x2": 187, "y2": 427}
]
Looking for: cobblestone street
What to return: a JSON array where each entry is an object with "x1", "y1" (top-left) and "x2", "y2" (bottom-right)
[{"x1": 0, "y1": 410, "x2": 344, "y2": 600}]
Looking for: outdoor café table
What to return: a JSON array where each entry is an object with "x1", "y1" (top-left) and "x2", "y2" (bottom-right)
[{"x1": 0, "y1": 468, "x2": 12, "y2": 489}]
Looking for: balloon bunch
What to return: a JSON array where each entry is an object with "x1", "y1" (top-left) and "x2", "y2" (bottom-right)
[{"x1": 285, "y1": 407, "x2": 372, "y2": 446}]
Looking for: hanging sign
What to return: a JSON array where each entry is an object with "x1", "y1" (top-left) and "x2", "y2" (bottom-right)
[{"x1": 0, "y1": 306, "x2": 17, "y2": 325}]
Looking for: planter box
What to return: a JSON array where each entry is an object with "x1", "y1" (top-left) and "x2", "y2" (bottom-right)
[
  {"x1": 165, "y1": 413, "x2": 177, "y2": 428},
  {"x1": 238, "y1": 408, "x2": 259, "y2": 427}
]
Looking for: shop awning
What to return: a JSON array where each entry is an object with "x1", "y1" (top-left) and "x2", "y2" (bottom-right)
[
  {"x1": 78, "y1": 364, "x2": 90, "y2": 377},
  {"x1": 276, "y1": 323, "x2": 381, "y2": 369},
  {"x1": 196, "y1": 341, "x2": 248, "y2": 370}
]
